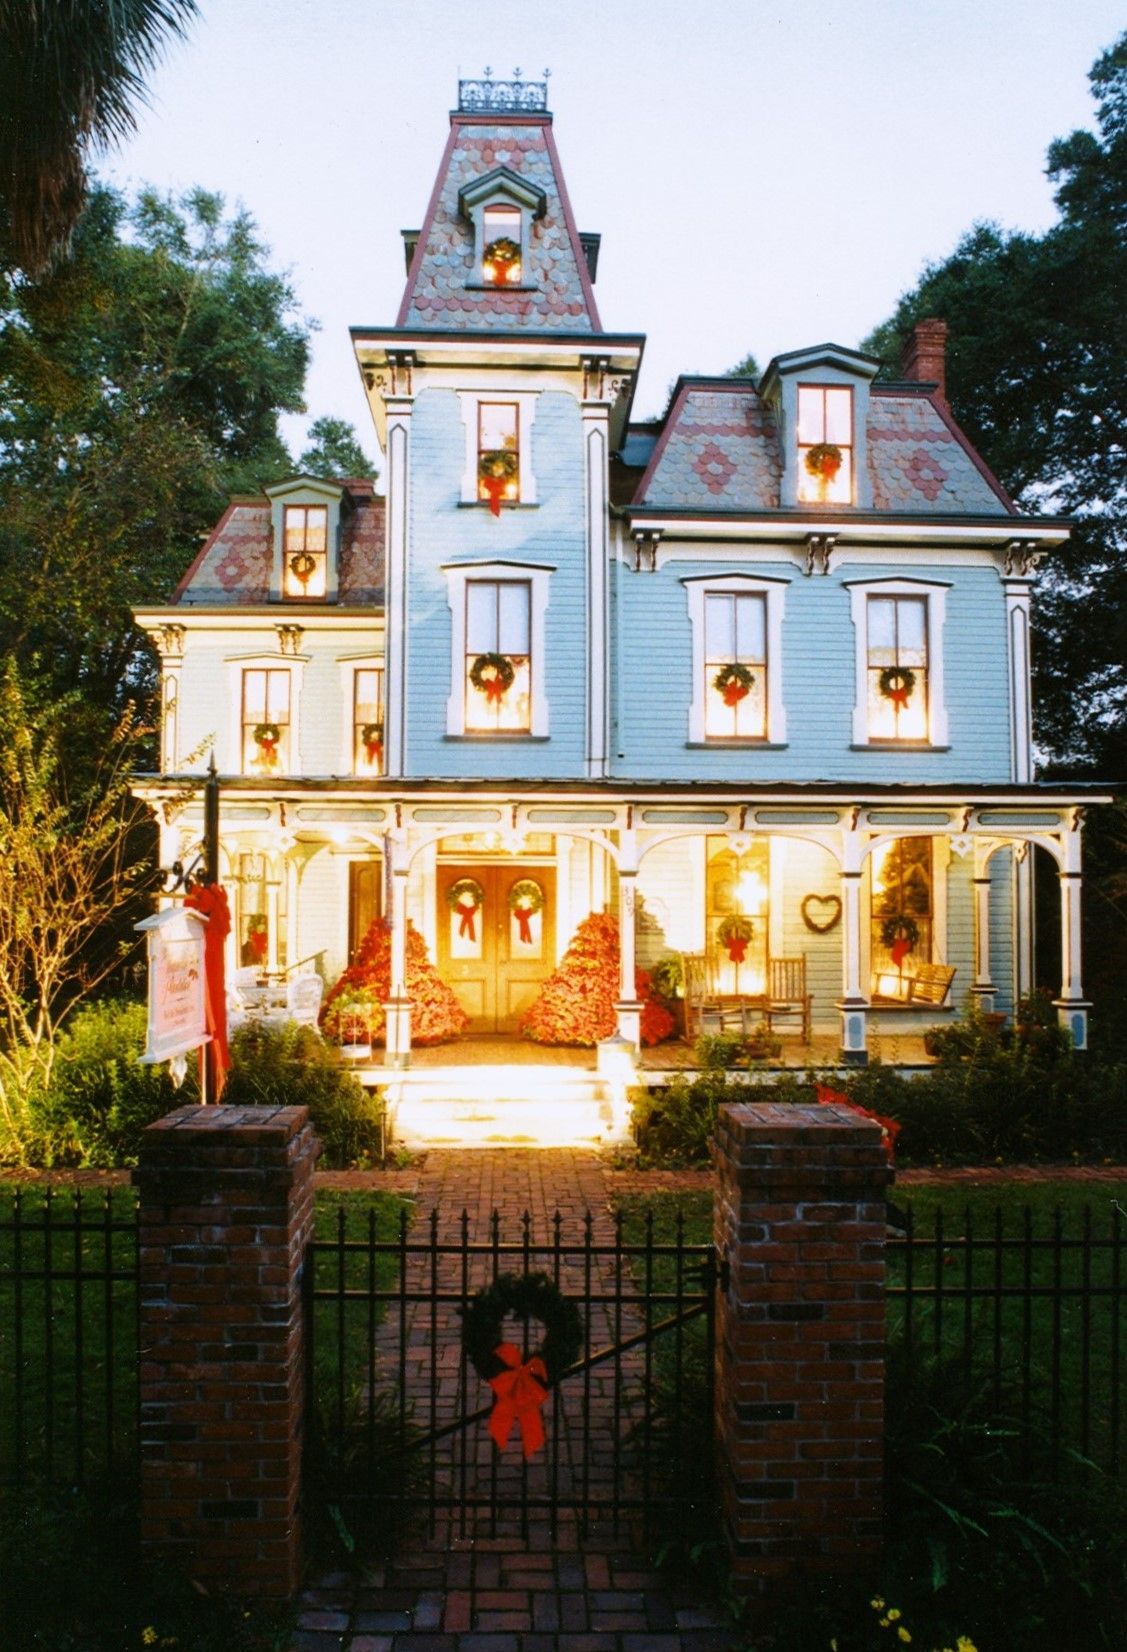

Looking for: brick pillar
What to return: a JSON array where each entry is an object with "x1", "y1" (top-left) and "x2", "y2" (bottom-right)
[
  {"x1": 713, "y1": 1102, "x2": 890, "y2": 1592},
  {"x1": 135, "y1": 1105, "x2": 317, "y2": 1600}
]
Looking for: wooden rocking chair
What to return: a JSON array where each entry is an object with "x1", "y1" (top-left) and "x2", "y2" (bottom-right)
[{"x1": 763, "y1": 955, "x2": 813, "y2": 1041}]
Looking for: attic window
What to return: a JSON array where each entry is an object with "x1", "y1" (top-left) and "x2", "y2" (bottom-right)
[
  {"x1": 283, "y1": 505, "x2": 328, "y2": 598},
  {"x1": 482, "y1": 203, "x2": 522, "y2": 285},
  {"x1": 797, "y1": 385, "x2": 852, "y2": 504}
]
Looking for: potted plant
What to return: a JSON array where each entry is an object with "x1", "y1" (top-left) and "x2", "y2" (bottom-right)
[
  {"x1": 324, "y1": 985, "x2": 379, "y2": 1061},
  {"x1": 742, "y1": 1021, "x2": 782, "y2": 1063}
]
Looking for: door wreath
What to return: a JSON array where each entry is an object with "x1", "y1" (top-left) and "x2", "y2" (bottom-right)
[
  {"x1": 462, "y1": 1272, "x2": 584, "y2": 1458},
  {"x1": 446, "y1": 877, "x2": 485, "y2": 941},
  {"x1": 508, "y1": 878, "x2": 544, "y2": 945}
]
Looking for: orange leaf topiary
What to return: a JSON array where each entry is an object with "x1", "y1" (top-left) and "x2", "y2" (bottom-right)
[
  {"x1": 519, "y1": 912, "x2": 675, "y2": 1047},
  {"x1": 322, "y1": 918, "x2": 469, "y2": 1046}
]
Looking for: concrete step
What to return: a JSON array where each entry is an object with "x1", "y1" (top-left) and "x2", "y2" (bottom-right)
[{"x1": 382, "y1": 1065, "x2": 626, "y2": 1149}]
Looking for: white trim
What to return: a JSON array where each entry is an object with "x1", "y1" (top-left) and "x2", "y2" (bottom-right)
[
  {"x1": 443, "y1": 559, "x2": 553, "y2": 737},
  {"x1": 457, "y1": 390, "x2": 540, "y2": 505},
  {"x1": 626, "y1": 517, "x2": 1068, "y2": 548},
  {"x1": 584, "y1": 410, "x2": 610, "y2": 777},
  {"x1": 848, "y1": 577, "x2": 948, "y2": 746},
  {"x1": 161, "y1": 666, "x2": 181, "y2": 771},
  {"x1": 682, "y1": 573, "x2": 788, "y2": 745},
  {"x1": 1004, "y1": 582, "x2": 1033, "y2": 783},
  {"x1": 224, "y1": 653, "x2": 307, "y2": 775}
]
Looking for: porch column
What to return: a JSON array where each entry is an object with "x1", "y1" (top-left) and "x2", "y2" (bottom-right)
[
  {"x1": 384, "y1": 831, "x2": 411, "y2": 1067},
  {"x1": 615, "y1": 839, "x2": 642, "y2": 1050},
  {"x1": 1054, "y1": 825, "x2": 1090, "y2": 1050},
  {"x1": 971, "y1": 839, "x2": 996, "y2": 1006},
  {"x1": 837, "y1": 830, "x2": 868, "y2": 1065},
  {"x1": 383, "y1": 387, "x2": 413, "y2": 778},
  {"x1": 1014, "y1": 848, "x2": 1035, "y2": 1002}
]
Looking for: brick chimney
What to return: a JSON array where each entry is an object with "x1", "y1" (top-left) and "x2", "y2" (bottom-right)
[{"x1": 901, "y1": 317, "x2": 949, "y2": 402}]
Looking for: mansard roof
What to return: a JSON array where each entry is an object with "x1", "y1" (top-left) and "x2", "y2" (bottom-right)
[
  {"x1": 172, "y1": 478, "x2": 384, "y2": 606},
  {"x1": 397, "y1": 111, "x2": 601, "y2": 333},
  {"x1": 633, "y1": 378, "x2": 1015, "y2": 517}
]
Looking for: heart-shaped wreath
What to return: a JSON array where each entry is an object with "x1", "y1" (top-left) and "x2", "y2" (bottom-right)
[
  {"x1": 801, "y1": 893, "x2": 842, "y2": 934},
  {"x1": 462, "y1": 1273, "x2": 584, "y2": 1459}
]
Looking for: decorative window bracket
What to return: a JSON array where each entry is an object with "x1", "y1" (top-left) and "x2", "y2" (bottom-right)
[
  {"x1": 632, "y1": 529, "x2": 661, "y2": 573},
  {"x1": 804, "y1": 533, "x2": 836, "y2": 578}
]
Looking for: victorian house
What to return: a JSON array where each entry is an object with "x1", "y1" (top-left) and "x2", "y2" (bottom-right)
[{"x1": 135, "y1": 76, "x2": 1096, "y2": 1113}]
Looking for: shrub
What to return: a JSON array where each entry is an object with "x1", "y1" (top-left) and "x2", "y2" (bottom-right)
[
  {"x1": 322, "y1": 917, "x2": 468, "y2": 1045},
  {"x1": 521, "y1": 912, "x2": 675, "y2": 1046},
  {"x1": 632, "y1": 1070, "x2": 817, "y2": 1165},
  {"x1": 31, "y1": 998, "x2": 188, "y2": 1167},
  {"x1": 225, "y1": 1022, "x2": 385, "y2": 1167}
]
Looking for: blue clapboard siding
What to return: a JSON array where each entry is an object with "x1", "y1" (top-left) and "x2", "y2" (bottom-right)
[
  {"x1": 404, "y1": 387, "x2": 588, "y2": 779},
  {"x1": 613, "y1": 558, "x2": 1013, "y2": 783}
]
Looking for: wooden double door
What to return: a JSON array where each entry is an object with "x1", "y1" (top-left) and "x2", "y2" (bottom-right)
[{"x1": 437, "y1": 862, "x2": 556, "y2": 1034}]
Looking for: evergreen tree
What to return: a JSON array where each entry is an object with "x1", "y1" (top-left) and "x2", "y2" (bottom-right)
[{"x1": 298, "y1": 415, "x2": 377, "y2": 481}]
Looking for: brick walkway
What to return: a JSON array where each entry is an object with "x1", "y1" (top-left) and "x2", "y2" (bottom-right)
[{"x1": 295, "y1": 1149, "x2": 738, "y2": 1652}]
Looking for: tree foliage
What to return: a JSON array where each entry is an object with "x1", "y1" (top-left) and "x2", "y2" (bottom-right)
[
  {"x1": 0, "y1": 0, "x2": 199, "y2": 274},
  {"x1": 0, "y1": 184, "x2": 310, "y2": 709},
  {"x1": 862, "y1": 31, "x2": 1127, "y2": 775},
  {"x1": 323, "y1": 918, "x2": 469, "y2": 1046},
  {"x1": 298, "y1": 415, "x2": 377, "y2": 481},
  {"x1": 520, "y1": 912, "x2": 675, "y2": 1047}
]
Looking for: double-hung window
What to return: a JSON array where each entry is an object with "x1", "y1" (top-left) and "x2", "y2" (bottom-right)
[
  {"x1": 797, "y1": 384, "x2": 853, "y2": 504},
  {"x1": 866, "y1": 595, "x2": 929, "y2": 742},
  {"x1": 352, "y1": 667, "x2": 385, "y2": 775},
  {"x1": 477, "y1": 401, "x2": 520, "y2": 509},
  {"x1": 282, "y1": 505, "x2": 328, "y2": 599},
  {"x1": 870, "y1": 836, "x2": 934, "y2": 999},
  {"x1": 481, "y1": 203, "x2": 523, "y2": 285},
  {"x1": 704, "y1": 591, "x2": 767, "y2": 740},
  {"x1": 242, "y1": 667, "x2": 291, "y2": 773},
  {"x1": 465, "y1": 579, "x2": 531, "y2": 732}
]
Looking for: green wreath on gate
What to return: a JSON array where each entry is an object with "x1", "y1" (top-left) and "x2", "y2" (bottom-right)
[{"x1": 461, "y1": 1272, "x2": 584, "y2": 1386}]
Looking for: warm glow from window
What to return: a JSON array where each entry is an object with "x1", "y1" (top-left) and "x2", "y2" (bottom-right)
[
  {"x1": 867, "y1": 595, "x2": 929, "y2": 740},
  {"x1": 482, "y1": 203, "x2": 522, "y2": 284},
  {"x1": 797, "y1": 384, "x2": 853, "y2": 504},
  {"x1": 465, "y1": 580, "x2": 531, "y2": 732},
  {"x1": 353, "y1": 667, "x2": 384, "y2": 774},
  {"x1": 737, "y1": 869, "x2": 768, "y2": 915},
  {"x1": 704, "y1": 592, "x2": 767, "y2": 739},
  {"x1": 870, "y1": 836, "x2": 933, "y2": 997},
  {"x1": 282, "y1": 506, "x2": 328, "y2": 599},
  {"x1": 477, "y1": 402, "x2": 520, "y2": 506},
  {"x1": 242, "y1": 668, "x2": 291, "y2": 774}
]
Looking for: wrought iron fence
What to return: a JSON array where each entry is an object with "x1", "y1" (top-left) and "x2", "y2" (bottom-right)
[
  {"x1": 887, "y1": 1200, "x2": 1125, "y2": 1478},
  {"x1": 0, "y1": 1186, "x2": 140, "y2": 1492},
  {"x1": 303, "y1": 1202, "x2": 720, "y2": 1547}
]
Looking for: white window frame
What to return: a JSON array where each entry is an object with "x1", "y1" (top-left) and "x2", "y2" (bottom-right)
[
  {"x1": 863, "y1": 833, "x2": 950, "y2": 998},
  {"x1": 457, "y1": 390, "x2": 540, "y2": 505},
  {"x1": 682, "y1": 574, "x2": 788, "y2": 745},
  {"x1": 847, "y1": 577, "x2": 949, "y2": 747},
  {"x1": 337, "y1": 654, "x2": 385, "y2": 774},
  {"x1": 225, "y1": 652, "x2": 307, "y2": 775},
  {"x1": 442, "y1": 559, "x2": 554, "y2": 737}
]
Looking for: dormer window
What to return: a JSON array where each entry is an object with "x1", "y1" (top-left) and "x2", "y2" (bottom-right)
[
  {"x1": 282, "y1": 506, "x2": 328, "y2": 599},
  {"x1": 482, "y1": 203, "x2": 522, "y2": 285},
  {"x1": 796, "y1": 385, "x2": 853, "y2": 504},
  {"x1": 478, "y1": 402, "x2": 520, "y2": 510}
]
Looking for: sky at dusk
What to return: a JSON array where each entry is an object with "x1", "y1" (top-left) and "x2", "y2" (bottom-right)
[{"x1": 101, "y1": 0, "x2": 1125, "y2": 471}]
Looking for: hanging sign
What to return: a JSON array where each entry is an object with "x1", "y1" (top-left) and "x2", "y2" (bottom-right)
[{"x1": 136, "y1": 905, "x2": 210, "y2": 1065}]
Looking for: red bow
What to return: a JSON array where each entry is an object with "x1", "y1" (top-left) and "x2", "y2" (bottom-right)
[
  {"x1": 487, "y1": 1343, "x2": 548, "y2": 1458},
  {"x1": 455, "y1": 899, "x2": 477, "y2": 940},
  {"x1": 364, "y1": 738, "x2": 383, "y2": 767},
  {"x1": 726, "y1": 937, "x2": 749, "y2": 964},
  {"x1": 816, "y1": 1083, "x2": 902, "y2": 1164},
  {"x1": 480, "y1": 670, "x2": 506, "y2": 702},
  {"x1": 482, "y1": 475, "x2": 506, "y2": 517},
  {"x1": 888, "y1": 684, "x2": 911, "y2": 708},
  {"x1": 184, "y1": 883, "x2": 232, "y2": 1100},
  {"x1": 514, "y1": 905, "x2": 534, "y2": 944},
  {"x1": 890, "y1": 935, "x2": 912, "y2": 968},
  {"x1": 722, "y1": 682, "x2": 749, "y2": 707}
]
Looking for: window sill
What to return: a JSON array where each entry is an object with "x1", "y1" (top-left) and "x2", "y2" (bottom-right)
[
  {"x1": 466, "y1": 281, "x2": 539, "y2": 292},
  {"x1": 871, "y1": 999, "x2": 954, "y2": 1013},
  {"x1": 457, "y1": 501, "x2": 539, "y2": 510},
  {"x1": 445, "y1": 733, "x2": 549, "y2": 742},
  {"x1": 687, "y1": 740, "x2": 788, "y2": 750},
  {"x1": 850, "y1": 742, "x2": 950, "y2": 752}
]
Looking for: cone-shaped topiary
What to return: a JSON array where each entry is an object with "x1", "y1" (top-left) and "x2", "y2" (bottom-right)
[
  {"x1": 519, "y1": 911, "x2": 675, "y2": 1047},
  {"x1": 322, "y1": 917, "x2": 469, "y2": 1046}
]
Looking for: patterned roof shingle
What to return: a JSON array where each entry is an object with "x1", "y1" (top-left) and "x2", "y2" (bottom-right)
[
  {"x1": 176, "y1": 495, "x2": 385, "y2": 606},
  {"x1": 399, "y1": 119, "x2": 599, "y2": 333},
  {"x1": 866, "y1": 390, "x2": 1010, "y2": 513}
]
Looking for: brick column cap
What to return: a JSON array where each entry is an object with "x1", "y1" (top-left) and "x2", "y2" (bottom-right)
[
  {"x1": 714, "y1": 1101, "x2": 891, "y2": 1192},
  {"x1": 135, "y1": 1105, "x2": 314, "y2": 1180}
]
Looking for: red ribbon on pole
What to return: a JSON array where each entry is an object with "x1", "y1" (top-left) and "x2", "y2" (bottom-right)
[
  {"x1": 184, "y1": 883, "x2": 232, "y2": 1100},
  {"x1": 455, "y1": 899, "x2": 478, "y2": 941},
  {"x1": 487, "y1": 1342, "x2": 548, "y2": 1458},
  {"x1": 514, "y1": 905, "x2": 534, "y2": 944}
]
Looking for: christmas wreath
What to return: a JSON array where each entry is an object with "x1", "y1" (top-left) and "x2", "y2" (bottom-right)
[
  {"x1": 878, "y1": 665, "x2": 916, "y2": 708},
  {"x1": 469, "y1": 652, "x2": 515, "y2": 702},
  {"x1": 359, "y1": 721, "x2": 383, "y2": 766},
  {"x1": 713, "y1": 662, "x2": 755, "y2": 707},
  {"x1": 717, "y1": 913, "x2": 755, "y2": 964},
  {"x1": 478, "y1": 449, "x2": 518, "y2": 515},
  {"x1": 880, "y1": 914, "x2": 920, "y2": 969},
  {"x1": 446, "y1": 877, "x2": 484, "y2": 942},
  {"x1": 509, "y1": 878, "x2": 544, "y2": 944},
  {"x1": 483, "y1": 236, "x2": 521, "y2": 279},
  {"x1": 252, "y1": 722, "x2": 281, "y2": 761},
  {"x1": 462, "y1": 1272, "x2": 584, "y2": 1458},
  {"x1": 805, "y1": 441, "x2": 843, "y2": 481},
  {"x1": 289, "y1": 551, "x2": 317, "y2": 585}
]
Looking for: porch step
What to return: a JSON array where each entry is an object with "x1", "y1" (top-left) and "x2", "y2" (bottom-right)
[{"x1": 382, "y1": 1065, "x2": 624, "y2": 1149}]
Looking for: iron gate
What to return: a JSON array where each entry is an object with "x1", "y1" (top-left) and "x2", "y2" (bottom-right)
[{"x1": 304, "y1": 1202, "x2": 722, "y2": 1547}]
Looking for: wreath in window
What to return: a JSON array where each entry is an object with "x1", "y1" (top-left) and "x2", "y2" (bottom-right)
[
  {"x1": 880, "y1": 914, "x2": 920, "y2": 970},
  {"x1": 717, "y1": 913, "x2": 755, "y2": 964},
  {"x1": 461, "y1": 1272, "x2": 584, "y2": 1458},
  {"x1": 483, "y1": 236, "x2": 521, "y2": 283},
  {"x1": 878, "y1": 665, "x2": 917, "y2": 709},
  {"x1": 713, "y1": 662, "x2": 755, "y2": 707},
  {"x1": 446, "y1": 876, "x2": 485, "y2": 942},
  {"x1": 469, "y1": 652, "x2": 515, "y2": 703},
  {"x1": 805, "y1": 442, "x2": 843, "y2": 481},
  {"x1": 359, "y1": 721, "x2": 383, "y2": 767},
  {"x1": 508, "y1": 878, "x2": 544, "y2": 944},
  {"x1": 478, "y1": 449, "x2": 518, "y2": 515},
  {"x1": 252, "y1": 722, "x2": 281, "y2": 761},
  {"x1": 288, "y1": 552, "x2": 318, "y2": 587}
]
